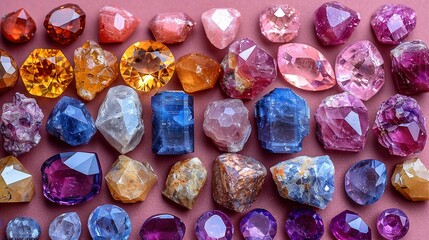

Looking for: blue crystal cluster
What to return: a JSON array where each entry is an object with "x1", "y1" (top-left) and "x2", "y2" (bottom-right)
[
  {"x1": 151, "y1": 91, "x2": 194, "y2": 155},
  {"x1": 88, "y1": 204, "x2": 132, "y2": 240}
]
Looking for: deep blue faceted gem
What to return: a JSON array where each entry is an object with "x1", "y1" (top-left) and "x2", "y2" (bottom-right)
[
  {"x1": 255, "y1": 88, "x2": 309, "y2": 153},
  {"x1": 151, "y1": 91, "x2": 194, "y2": 155},
  {"x1": 46, "y1": 96, "x2": 96, "y2": 146}
]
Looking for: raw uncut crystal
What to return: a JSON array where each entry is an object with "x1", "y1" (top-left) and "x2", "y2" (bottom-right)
[
  {"x1": 139, "y1": 214, "x2": 186, "y2": 240},
  {"x1": 195, "y1": 210, "x2": 234, "y2": 240},
  {"x1": 259, "y1": 5, "x2": 301, "y2": 43},
  {"x1": 201, "y1": 8, "x2": 241, "y2": 49},
  {"x1": 240, "y1": 209, "x2": 277, "y2": 240},
  {"x1": 44, "y1": 4, "x2": 86, "y2": 44},
  {"x1": 271, "y1": 155, "x2": 335, "y2": 209},
  {"x1": 96, "y1": 85, "x2": 144, "y2": 154},
  {"x1": 285, "y1": 208, "x2": 324, "y2": 240},
  {"x1": 391, "y1": 157, "x2": 429, "y2": 201},
  {"x1": 98, "y1": 6, "x2": 139, "y2": 43},
  {"x1": 49, "y1": 212, "x2": 81, "y2": 240},
  {"x1": 0, "y1": 49, "x2": 19, "y2": 90},
  {"x1": 0, "y1": 155, "x2": 35, "y2": 203},
  {"x1": 162, "y1": 157, "x2": 207, "y2": 209},
  {"x1": 6, "y1": 217, "x2": 41, "y2": 240},
  {"x1": 149, "y1": 13, "x2": 195, "y2": 44},
  {"x1": 377, "y1": 208, "x2": 409, "y2": 240},
  {"x1": 330, "y1": 210, "x2": 371, "y2": 240},
  {"x1": 1, "y1": 8, "x2": 36, "y2": 43},
  {"x1": 88, "y1": 204, "x2": 131, "y2": 240}
]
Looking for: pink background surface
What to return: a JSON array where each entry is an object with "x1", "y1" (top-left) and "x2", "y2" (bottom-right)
[{"x1": 1, "y1": 0, "x2": 428, "y2": 239}]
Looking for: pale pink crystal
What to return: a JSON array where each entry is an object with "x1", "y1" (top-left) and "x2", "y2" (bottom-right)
[
  {"x1": 201, "y1": 8, "x2": 240, "y2": 49},
  {"x1": 259, "y1": 5, "x2": 301, "y2": 43},
  {"x1": 149, "y1": 13, "x2": 195, "y2": 44},
  {"x1": 98, "y1": 6, "x2": 140, "y2": 43}
]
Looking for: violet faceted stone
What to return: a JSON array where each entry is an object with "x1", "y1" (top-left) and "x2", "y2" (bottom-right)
[
  {"x1": 240, "y1": 208, "x2": 277, "y2": 240},
  {"x1": 377, "y1": 208, "x2": 409, "y2": 240},
  {"x1": 373, "y1": 94, "x2": 427, "y2": 156},
  {"x1": 41, "y1": 152, "x2": 102, "y2": 205},
  {"x1": 371, "y1": 4, "x2": 416, "y2": 44},
  {"x1": 6, "y1": 217, "x2": 41, "y2": 240},
  {"x1": 330, "y1": 210, "x2": 371, "y2": 240},
  {"x1": 140, "y1": 214, "x2": 185, "y2": 240},
  {"x1": 195, "y1": 210, "x2": 234, "y2": 240},
  {"x1": 285, "y1": 208, "x2": 324, "y2": 240},
  {"x1": 314, "y1": 1, "x2": 361, "y2": 46}
]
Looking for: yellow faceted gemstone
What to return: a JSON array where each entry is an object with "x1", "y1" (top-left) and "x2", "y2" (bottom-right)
[
  {"x1": 120, "y1": 40, "x2": 175, "y2": 92},
  {"x1": 105, "y1": 155, "x2": 157, "y2": 203},
  {"x1": 0, "y1": 155, "x2": 35, "y2": 203},
  {"x1": 20, "y1": 49, "x2": 73, "y2": 98}
]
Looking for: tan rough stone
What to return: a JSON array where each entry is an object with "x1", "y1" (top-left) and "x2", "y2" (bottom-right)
[{"x1": 392, "y1": 157, "x2": 429, "y2": 201}]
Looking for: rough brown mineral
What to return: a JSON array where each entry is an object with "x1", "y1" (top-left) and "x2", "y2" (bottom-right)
[
  {"x1": 391, "y1": 157, "x2": 429, "y2": 201},
  {"x1": 0, "y1": 155, "x2": 35, "y2": 203}
]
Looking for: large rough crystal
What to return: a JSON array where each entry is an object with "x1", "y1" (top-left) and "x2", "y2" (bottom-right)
[
  {"x1": 6, "y1": 217, "x2": 41, "y2": 240},
  {"x1": 201, "y1": 8, "x2": 241, "y2": 49},
  {"x1": 391, "y1": 157, "x2": 429, "y2": 201},
  {"x1": 98, "y1": 6, "x2": 139, "y2": 43},
  {"x1": 96, "y1": 85, "x2": 144, "y2": 154},
  {"x1": 44, "y1": 4, "x2": 86, "y2": 44},
  {"x1": 212, "y1": 153, "x2": 267, "y2": 213},
  {"x1": 149, "y1": 13, "x2": 195, "y2": 44},
  {"x1": 1, "y1": 8, "x2": 36, "y2": 43},
  {"x1": 0, "y1": 155, "x2": 35, "y2": 203},
  {"x1": 0, "y1": 49, "x2": 19, "y2": 90},
  {"x1": 271, "y1": 155, "x2": 335, "y2": 209},
  {"x1": 49, "y1": 212, "x2": 81, "y2": 240},
  {"x1": 88, "y1": 204, "x2": 131, "y2": 240},
  {"x1": 259, "y1": 5, "x2": 301, "y2": 43}
]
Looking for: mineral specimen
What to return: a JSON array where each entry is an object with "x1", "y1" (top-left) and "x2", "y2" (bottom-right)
[
  {"x1": 391, "y1": 157, "x2": 429, "y2": 201},
  {"x1": 201, "y1": 8, "x2": 241, "y2": 49},
  {"x1": 98, "y1": 6, "x2": 139, "y2": 43},
  {"x1": 44, "y1": 4, "x2": 86, "y2": 44},
  {"x1": 0, "y1": 155, "x2": 35, "y2": 203},
  {"x1": 149, "y1": 13, "x2": 195, "y2": 44}
]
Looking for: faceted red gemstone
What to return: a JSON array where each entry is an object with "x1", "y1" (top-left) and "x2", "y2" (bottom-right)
[
  {"x1": 98, "y1": 6, "x2": 139, "y2": 43},
  {"x1": 1, "y1": 8, "x2": 36, "y2": 43}
]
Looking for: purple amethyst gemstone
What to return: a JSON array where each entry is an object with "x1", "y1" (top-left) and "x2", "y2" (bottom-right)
[
  {"x1": 139, "y1": 214, "x2": 185, "y2": 240},
  {"x1": 330, "y1": 210, "x2": 371, "y2": 240},
  {"x1": 240, "y1": 208, "x2": 277, "y2": 240},
  {"x1": 377, "y1": 208, "x2": 409, "y2": 240},
  {"x1": 195, "y1": 210, "x2": 234, "y2": 240},
  {"x1": 285, "y1": 208, "x2": 324, "y2": 240}
]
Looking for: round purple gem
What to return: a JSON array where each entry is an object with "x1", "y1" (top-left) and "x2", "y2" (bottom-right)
[
  {"x1": 195, "y1": 210, "x2": 234, "y2": 240},
  {"x1": 240, "y1": 208, "x2": 277, "y2": 240},
  {"x1": 285, "y1": 208, "x2": 324, "y2": 240},
  {"x1": 377, "y1": 208, "x2": 409, "y2": 240},
  {"x1": 330, "y1": 210, "x2": 371, "y2": 240},
  {"x1": 139, "y1": 214, "x2": 185, "y2": 240}
]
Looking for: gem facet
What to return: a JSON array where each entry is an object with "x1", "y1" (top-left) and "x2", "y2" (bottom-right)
[
  {"x1": 88, "y1": 204, "x2": 131, "y2": 240},
  {"x1": 0, "y1": 155, "x2": 35, "y2": 203},
  {"x1": 0, "y1": 49, "x2": 19, "y2": 90},
  {"x1": 149, "y1": 13, "x2": 195, "y2": 44},
  {"x1": 98, "y1": 6, "x2": 139, "y2": 43},
  {"x1": 195, "y1": 210, "x2": 234, "y2": 240},
  {"x1": 44, "y1": 4, "x2": 86, "y2": 44},
  {"x1": 391, "y1": 157, "x2": 429, "y2": 201},
  {"x1": 240, "y1": 208, "x2": 277, "y2": 240},
  {"x1": 201, "y1": 8, "x2": 241, "y2": 49},
  {"x1": 377, "y1": 208, "x2": 409, "y2": 240},
  {"x1": 6, "y1": 217, "x2": 40, "y2": 240},
  {"x1": 285, "y1": 208, "x2": 324, "y2": 240},
  {"x1": 1, "y1": 8, "x2": 36, "y2": 43},
  {"x1": 139, "y1": 214, "x2": 186, "y2": 240},
  {"x1": 259, "y1": 5, "x2": 301, "y2": 43},
  {"x1": 330, "y1": 210, "x2": 371, "y2": 240},
  {"x1": 49, "y1": 212, "x2": 81, "y2": 240}
]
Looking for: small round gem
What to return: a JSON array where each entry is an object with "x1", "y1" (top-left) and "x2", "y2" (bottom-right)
[
  {"x1": 195, "y1": 210, "x2": 234, "y2": 240},
  {"x1": 259, "y1": 5, "x2": 301, "y2": 43},
  {"x1": 139, "y1": 214, "x2": 186, "y2": 240},
  {"x1": 330, "y1": 210, "x2": 371, "y2": 240},
  {"x1": 1, "y1": 8, "x2": 36, "y2": 43},
  {"x1": 6, "y1": 217, "x2": 41, "y2": 240},
  {"x1": 44, "y1": 4, "x2": 86, "y2": 44},
  {"x1": 377, "y1": 208, "x2": 409, "y2": 240},
  {"x1": 285, "y1": 208, "x2": 324, "y2": 240},
  {"x1": 49, "y1": 212, "x2": 81, "y2": 240},
  {"x1": 240, "y1": 208, "x2": 277, "y2": 240},
  {"x1": 88, "y1": 204, "x2": 131, "y2": 240}
]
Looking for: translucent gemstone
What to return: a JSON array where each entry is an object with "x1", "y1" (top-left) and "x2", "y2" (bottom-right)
[
  {"x1": 98, "y1": 6, "x2": 139, "y2": 43},
  {"x1": 212, "y1": 153, "x2": 267, "y2": 213},
  {"x1": 149, "y1": 13, "x2": 195, "y2": 44},
  {"x1": 120, "y1": 40, "x2": 175, "y2": 92},
  {"x1": 220, "y1": 38, "x2": 277, "y2": 99},
  {"x1": 49, "y1": 212, "x2": 81, "y2": 240},
  {"x1": 88, "y1": 204, "x2": 131, "y2": 240},
  {"x1": 201, "y1": 8, "x2": 241, "y2": 49},
  {"x1": 377, "y1": 208, "x2": 409, "y2": 240},
  {"x1": 105, "y1": 155, "x2": 157, "y2": 203},
  {"x1": 255, "y1": 88, "x2": 309, "y2": 153},
  {"x1": 0, "y1": 49, "x2": 19, "y2": 90},
  {"x1": 6, "y1": 217, "x2": 40, "y2": 240},
  {"x1": 391, "y1": 157, "x2": 429, "y2": 201},
  {"x1": 330, "y1": 210, "x2": 371, "y2": 240},
  {"x1": 270, "y1": 155, "x2": 335, "y2": 209},
  {"x1": 1, "y1": 8, "x2": 36, "y2": 43},
  {"x1": 240, "y1": 209, "x2": 277, "y2": 240},
  {"x1": 74, "y1": 40, "x2": 118, "y2": 101},
  {"x1": 139, "y1": 214, "x2": 186, "y2": 240},
  {"x1": 285, "y1": 208, "x2": 324, "y2": 240},
  {"x1": 203, "y1": 99, "x2": 251, "y2": 152},
  {"x1": 95, "y1": 85, "x2": 144, "y2": 154},
  {"x1": 278, "y1": 43, "x2": 336, "y2": 91},
  {"x1": 162, "y1": 157, "x2": 207, "y2": 209},
  {"x1": 195, "y1": 210, "x2": 234, "y2": 240},
  {"x1": 41, "y1": 152, "x2": 102, "y2": 205},
  {"x1": 44, "y1": 4, "x2": 85, "y2": 44},
  {"x1": 315, "y1": 92, "x2": 369, "y2": 152},
  {"x1": 373, "y1": 94, "x2": 427, "y2": 156},
  {"x1": 336, "y1": 40, "x2": 385, "y2": 101},
  {"x1": 20, "y1": 49, "x2": 73, "y2": 98},
  {"x1": 259, "y1": 5, "x2": 301, "y2": 43},
  {"x1": 0, "y1": 155, "x2": 35, "y2": 203},
  {"x1": 371, "y1": 4, "x2": 416, "y2": 44}
]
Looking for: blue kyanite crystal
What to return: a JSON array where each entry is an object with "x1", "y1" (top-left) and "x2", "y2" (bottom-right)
[
  {"x1": 6, "y1": 217, "x2": 41, "y2": 240},
  {"x1": 270, "y1": 155, "x2": 335, "y2": 209},
  {"x1": 88, "y1": 204, "x2": 132, "y2": 240},
  {"x1": 46, "y1": 96, "x2": 96, "y2": 146},
  {"x1": 345, "y1": 159, "x2": 387, "y2": 205},
  {"x1": 255, "y1": 88, "x2": 309, "y2": 153},
  {"x1": 151, "y1": 91, "x2": 194, "y2": 155}
]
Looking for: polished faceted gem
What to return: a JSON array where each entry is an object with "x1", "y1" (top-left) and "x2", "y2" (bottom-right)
[
  {"x1": 105, "y1": 155, "x2": 157, "y2": 203},
  {"x1": 201, "y1": 8, "x2": 241, "y2": 49},
  {"x1": 373, "y1": 94, "x2": 427, "y2": 156},
  {"x1": 278, "y1": 43, "x2": 336, "y2": 91},
  {"x1": 203, "y1": 99, "x2": 251, "y2": 152},
  {"x1": 41, "y1": 152, "x2": 102, "y2": 205},
  {"x1": 221, "y1": 38, "x2": 277, "y2": 99},
  {"x1": 259, "y1": 5, "x2": 300, "y2": 43},
  {"x1": 391, "y1": 40, "x2": 429, "y2": 94},
  {"x1": 0, "y1": 155, "x2": 34, "y2": 203},
  {"x1": 0, "y1": 49, "x2": 19, "y2": 90},
  {"x1": 140, "y1": 214, "x2": 186, "y2": 240},
  {"x1": 44, "y1": 4, "x2": 86, "y2": 44},
  {"x1": 20, "y1": 49, "x2": 73, "y2": 98},
  {"x1": 1, "y1": 8, "x2": 36, "y2": 43},
  {"x1": 330, "y1": 210, "x2": 371, "y2": 240},
  {"x1": 152, "y1": 91, "x2": 194, "y2": 155},
  {"x1": 377, "y1": 208, "x2": 409, "y2": 240},
  {"x1": 255, "y1": 88, "x2": 309, "y2": 153},
  {"x1": 240, "y1": 209, "x2": 277, "y2": 240},
  {"x1": 162, "y1": 157, "x2": 207, "y2": 209},
  {"x1": 6, "y1": 217, "x2": 40, "y2": 240},
  {"x1": 315, "y1": 92, "x2": 369, "y2": 152},
  {"x1": 1, "y1": 93, "x2": 43, "y2": 156},
  {"x1": 271, "y1": 155, "x2": 335, "y2": 209},
  {"x1": 345, "y1": 159, "x2": 387, "y2": 205},
  {"x1": 120, "y1": 40, "x2": 175, "y2": 92},
  {"x1": 285, "y1": 208, "x2": 324, "y2": 240},
  {"x1": 88, "y1": 204, "x2": 131, "y2": 240},
  {"x1": 96, "y1": 85, "x2": 144, "y2": 154},
  {"x1": 336, "y1": 40, "x2": 385, "y2": 100},
  {"x1": 99, "y1": 6, "x2": 139, "y2": 43},
  {"x1": 49, "y1": 212, "x2": 81, "y2": 240},
  {"x1": 176, "y1": 53, "x2": 221, "y2": 93},
  {"x1": 149, "y1": 13, "x2": 195, "y2": 44},
  {"x1": 74, "y1": 40, "x2": 118, "y2": 101},
  {"x1": 371, "y1": 4, "x2": 416, "y2": 44},
  {"x1": 195, "y1": 210, "x2": 234, "y2": 240},
  {"x1": 391, "y1": 157, "x2": 429, "y2": 201}
]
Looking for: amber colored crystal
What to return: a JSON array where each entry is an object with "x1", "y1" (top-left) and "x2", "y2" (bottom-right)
[
  {"x1": 391, "y1": 157, "x2": 429, "y2": 201},
  {"x1": 0, "y1": 155, "x2": 35, "y2": 203},
  {"x1": 1, "y1": 8, "x2": 36, "y2": 43},
  {"x1": 0, "y1": 50, "x2": 19, "y2": 90}
]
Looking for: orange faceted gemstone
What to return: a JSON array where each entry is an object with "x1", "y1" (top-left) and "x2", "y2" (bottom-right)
[
  {"x1": 44, "y1": 4, "x2": 86, "y2": 44},
  {"x1": 0, "y1": 49, "x2": 19, "y2": 90},
  {"x1": 1, "y1": 8, "x2": 36, "y2": 43},
  {"x1": 98, "y1": 6, "x2": 140, "y2": 43}
]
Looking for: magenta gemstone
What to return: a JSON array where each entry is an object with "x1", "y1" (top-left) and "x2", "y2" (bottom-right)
[
  {"x1": 377, "y1": 208, "x2": 409, "y2": 240},
  {"x1": 195, "y1": 210, "x2": 234, "y2": 240},
  {"x1": 330, "y1": 210, "x2": 371, "y2": 240},
  {"x1": 139, "y1": 214, "x2": 185, "y2": 240},
  {"x1": 240, "y1": 208, "x2": 277, "y2": 240},
  {"x1": 286, "y1": 208, "x2": 324, "y2": 240},
  {"x1": 41, "y1": 152, "x2": 102, "y2": 205}
]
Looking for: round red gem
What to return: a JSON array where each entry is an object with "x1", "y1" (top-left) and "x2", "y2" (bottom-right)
[{"x1": 1, "y1": 8, "x2": 36, "y2": 43}]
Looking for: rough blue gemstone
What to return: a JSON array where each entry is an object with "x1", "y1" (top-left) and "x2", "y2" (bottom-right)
[
  {"x1": 88, "y1": 204, "x2": 132, "y2": 240},
  {"x1": 151, "y1": 91, "x2": 194, "y2": 155},
  {"x1": 46, "y1": 96, "x2": 96, "y2": 146},
  {"x1": 255, "y1": 88, "x2": 309, "y2": 153},
  {"x1": 6, "y1": 217, "x2": 41, "y2": 240}
]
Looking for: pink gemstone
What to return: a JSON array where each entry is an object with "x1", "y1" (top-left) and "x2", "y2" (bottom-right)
[
  {"x1": 98, "y1": 6, "x2": 140, "y2": 43},
  {"x1": 149, "y1": 13, "x2": 195, "y2": 44},
  {"x1": 259, "y1": 5, "x2": 301, "y2": 43},
  {"x1": 277, "y1": 43, "x2": 336, "y2": 91},
  {"x1": 336, "y1": 40, "x2": 385, "y2": 101},
  {"x1": 201, "y1": 8, "x2": 240, "y2": 49}
]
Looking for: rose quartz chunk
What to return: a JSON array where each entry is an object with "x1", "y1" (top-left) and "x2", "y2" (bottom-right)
[
  {"x1": 149, "y1": 13, "x2": 195, "y2": 44},
  {"x1": 98, "y1": 6, "x2": 139, "y2": 43},
  {"x1": 259, "y1": 5, "x2": 301, "y2": 43},
  {"x1": 201, "y1": 8, "x2": 241, "y2": 49}
]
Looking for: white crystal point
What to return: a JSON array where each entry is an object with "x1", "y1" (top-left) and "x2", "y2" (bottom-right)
[{"x1": 96, "y1": 85, "x2": 144, "y2": 154}]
